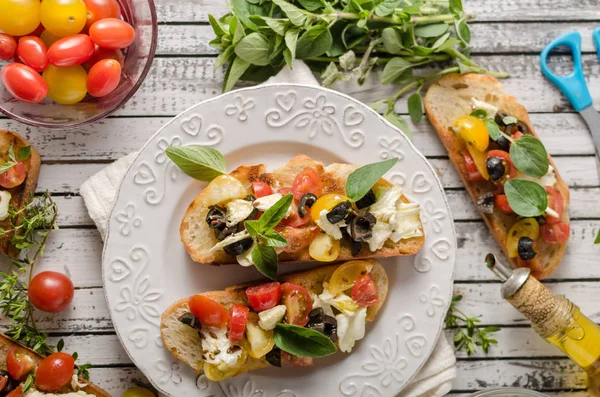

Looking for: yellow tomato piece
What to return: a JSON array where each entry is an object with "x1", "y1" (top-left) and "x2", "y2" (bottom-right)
[
  {"x1": 454, "y1": 115, "x2": 489, "y2": 152},
  {"x1": 43, "y1": 64, "x2": 88, "y2": 104},
  {"x1": 0, "y1": 0, "x2": 40, "y2": 36},
  {"x1": 203, "y1": 349, "x2": 247, "y2": 381},
  {"x1": 467, "y1": 145, "x2": 489, "y2": 181},
  {"x1": 328, "y1": 260, "x2": 372, "y2": 295},
  {"x1": 506, "y1": 218, "x2": 540, "y2": 258},
  {"x1": 309, "y1": 233, "x2": 340, "y2": 262},
  {"x1": 310, "y1": 193, "x2": 349, "y2": 221},
  {"x1": 243, "y1": 313, "x2": 275, "y2": 359}
]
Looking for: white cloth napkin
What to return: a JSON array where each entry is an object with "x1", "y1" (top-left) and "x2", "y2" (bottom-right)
[{"x1": 80, "y1": 60, "x2": 457, "y2": 396}]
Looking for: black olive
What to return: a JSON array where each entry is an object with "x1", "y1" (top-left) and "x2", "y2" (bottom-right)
[
  {"x1": 351, "y1": 239, "x2": 363, "y2": 256},
  {"x1": 496, "y1": 134, "x2": 511, "y2": 151},
  {"x1": 178, "y1": 312, "x2": 202, "y2": 330},
  {"x1": 266, "y1": 347, "x2": 282, "y2": 367},
  {"x1": 214, "y1": 222, "x2": 243, "y2": 241},
  {"x1": 494, "y1": 112, "x2": 507, "y2": 127},
  {"x1": 349, "y1": 211, "x2": 376, "y2": 242},
  {"x1": 0, "y1": 370, "x2": 16, "y2": 395},
  {"x1": 307, "y1": 308, "x2": 337, "y2": 342},
  {"x1": 355, "y1": 189, "x2": 376, "y2": 209},
  {"x1": 224, "y1": 237, "x2": 254, "y2": 256},
  {"x1": 477, "y1": 192, "x2": 494, "y2": 214},
  {"x1": 518, "y1": 237, "x2": 537, "y2": 260},
  {"x1": 535, "y1": 215, "x2": 547, "y2": 226},
  {"x1": 244, "y1": 194, "x2": 256, "y2": 202},
  {"x1": 298, "y1": 193, "x2": 318, "y2": 218},
  {"x1": 486, "y1": 157, "x2": 506, "y2": 182},
  {"x1": 326, "y1": 201, "x2": 351, "y2": 224},
  {"x1": 206, "y1": 205, "x2": 227, "y2": 229}
]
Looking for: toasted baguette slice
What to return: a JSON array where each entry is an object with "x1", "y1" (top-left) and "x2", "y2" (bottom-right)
[
  {"x1": 424, "y1": 73, "x2": 570, "y2": 278},
  {"x1": 0, "y1": 333, "x2": 110, "y2": 396},
  {"x1": 0, "y1": 130, "x2": 41, "y2": 256},
  {"x1": 161, "y1": 260, "x2": 388, "y2": 375},
  {"x1": 180, "y1": 155, "x2": 424, "y2": 265}
]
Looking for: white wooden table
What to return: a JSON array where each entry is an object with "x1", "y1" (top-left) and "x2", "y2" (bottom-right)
[{"x1": 3, "y1": 1, "x2": 600, "y2": 395}]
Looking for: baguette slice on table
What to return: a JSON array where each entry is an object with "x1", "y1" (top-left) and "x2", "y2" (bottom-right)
[
  {"x1": 424, "y1": 73, "x2": 570, "y2": 279},
  {"x1": 181, "y1": 154, "x2": 425, "y2": 266}
]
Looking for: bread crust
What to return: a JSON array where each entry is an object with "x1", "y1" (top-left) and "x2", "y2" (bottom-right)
[
  {"x1": 424, "y1": 73, "x2": 569, "y2": 279},
  {"x1": 180, "y1": 155, "x2": 424, "y2": 265}
]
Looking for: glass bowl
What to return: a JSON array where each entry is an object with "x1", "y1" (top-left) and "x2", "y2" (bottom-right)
[
  {"x1": 469, "y1": 388, "x2": 550, "y2": 396},
  {"x1": 0, "y1": 0, "x2": 157, "y2": 128}
]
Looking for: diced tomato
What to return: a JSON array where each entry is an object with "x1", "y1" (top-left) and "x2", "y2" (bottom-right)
[
  {"x1": 351, "y1": 274, "x2": 379, "y2": 307},
  {"x1": 280, "y1": 202, "x2": 311, "y2": 228},
  {"x1": 513, "y1": 131, "x2": 524, "y2": 140},
  {"x1": 245, "y1": 282, "x2": 281, "y2": 312},
  {"x1": 545, "y1": 186, "x2": 564, "y2": 225},
  {"x1": 494, "y1": 194, "x2": 514, "y2": 214},
  {"x1": 189, "y1": 295, "x2": 229, "y2": 327},
  {"x1": 6, "y1": 346, "x2": 35, "y2": 381},
  {"x1": 6, "y1": 385, "x2": 23, "y2": 397},
  {"x1": 0, "y1": 162, "x2": 26, "y2": 188},
  {"x1": 278, "y1": 187, "x2": 292, "y2": 195},
  {"x1": 252, "y1": 181, "x2": 273, "y2": 198},
  {"x1": 281, "y1": 283, "x2": 312, "y2": 326},
  {"x1": 462, "y1": 151, "x2": 484, "y2": 182},
  {"x1": 291, "y1": 168, "x2": 323, "y2": 201},
  {"x1": 516, "y1": 257, "x2": 545, "y2": 280},
  {"x1": 282, "y1": 352, "x2": 314, "y2": 367},
  {"x1": 228, "y1": 304, "x2": 249, "y2": 343},
  {"x1": 487, "y1": 149, "x2": 517, "y2": 180},
  {"x1": 0, "y1": 374, "x2": 8, "y2": 392},
  {"x1": 540, "y1": 222, "x2": 570, "y2": 245},
  {"x1": 277, "y1": 226, "x2": 319, "y2": 253}
]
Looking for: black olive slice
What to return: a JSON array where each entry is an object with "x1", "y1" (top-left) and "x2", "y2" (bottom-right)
[
  {"x1": 351, "y1": 239, "x2": 362, "y2": 256},
  {"x1": 206, "y1": 205, "x2": 227, "y2": 229},
  {"x1": 518, "y1": 236, "x2": 537, "y2": 260},
  {"x1": 214, "y1": 222, "x2": 243, "y2": 241},
  {"x1": 535, "y1": 215, "x2": 547, "y2": 226},
  {"x1": 266, "y1": 347, "x2": 282, "y2": 367},
  {"x1": 349, "y1": 210, "x2": 376, "y2": 242},
  {"x1": 355, "y1": 189, "x2": 376, "y2": 209},
  {"x1": 486, "y1": 157, "x2": 507, "y2": 182},
  {"x1": 298, "y1": 193, "x2": 318, "y2": 218},
  {"x1": 224, "y1": 237, "x2": 254, "y2": 256},
  {"x1": 477, "y1": 192, "x2": 494, "y2": 214},
  {"x1": 494, "y1": 112, "x2": 507, "y2": 127},
  {"x1": 307, "y1": 308, "x2": 337, "y2": 341},
  {"x1": 496, "y1": 134, "x2": 511, "y2": 151},
  {"x1": 326, "y1": 201, "x2": 351, "y2": 224},
  {"x1": 178, "y1": 312, "x2": 202, "y2": 330}
]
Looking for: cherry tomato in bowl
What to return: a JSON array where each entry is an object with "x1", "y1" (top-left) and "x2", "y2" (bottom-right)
[
  {"x1": 40, "y1": 0, "x2": 87, "y2": 38},
  {"x1": 0, "y1": 34, "x2": 17, "y2": 61},
  {"x1": 83, "y1": 0, "x2": 121, "y2": 30},
  {"x1": 43, "y1": 64, "x2": 88, "y2": 104},
  {"x1": 35, "y1": 352, "x2": 75, "y2": 392},
  {"x1": 245, "y1": 282, "x2": 281, "y2": 312},
  {"x1": 17, "y1": 36, "x2": 49, "y2": 72},
  {"x1": 6, "y1": 346, "x2": 35, "y2": 381},
  {"x1": 48, "y1": 34, "x2": 94, "y2": 67},
  {"x1": 2, "y1": 63, "x2": 48, "y2": 103},
  {"x1": 189, "y1": 295, "x2": 228, "y2": 327},
  {"x1": 0, "y1": 162, "x2": 26, "y2": 189},
  {"x1": 89, "y1": 18, "x2": 135, "y2": 49},
  {"x1": 28, "y1": 271, "x2": 74, "y2": 313},
  {"x1": 84, "y1": 45, "x2": 124, "y2": 68},
  {"x1": 87, "y1": 58, "x2": 121, "y2": 97},
  {"x1": 281, "y1": 283, "x2": 312, "y2": 326},
  {"x1": 0, "y1": 0, "x2": 40, "y2": 36}
]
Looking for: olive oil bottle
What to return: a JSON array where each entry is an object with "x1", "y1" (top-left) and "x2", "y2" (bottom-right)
[{"x1": 486, "y1": 254, "x2": 600, "y2": 396}]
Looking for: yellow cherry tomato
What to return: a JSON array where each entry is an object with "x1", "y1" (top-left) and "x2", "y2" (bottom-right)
[
  {"x1": 203, "y1": 349, "x2": 247, "y2": 381},
  {"x1": 121, "y1": 387, "x2": 155, "y2": 397},
  {"x1": 0, "y1": 0, "x2": 40, "y2": 36},
  {"x1": 328, "y1": 260, "x2": 372, "y2": 295},
  {"x1": 242, "y1": 312, "x2": 274, "y2": 359},
  {"x1": 467, "y1": 145, "x2": 489, "y2": 180},
  {"x1": 40, "y1": 30, "x2": 61, "y2": 47},
  {"x1": 40, "y1": 0, "x2": 87, "y2": 37},
  {"x1": 454, "y1": 115, "x2": 489, "y2": 152},
  {"x1": 43, "y1": 64, "x2": 88, "y2": 104},
  {"x1": 310, "y1": 193, "x2": 350, "y2": 222},
  {"x1": 309, "y1": 233, "x2": 340, "y2": 262},
  {"x1": 506, "y1": 218, "x2": 540, "y2": 258}
]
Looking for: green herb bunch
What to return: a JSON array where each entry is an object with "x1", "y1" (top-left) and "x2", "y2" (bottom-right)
[{"x1": 445, "y1": 294, "x2": 499, "y2": 355}]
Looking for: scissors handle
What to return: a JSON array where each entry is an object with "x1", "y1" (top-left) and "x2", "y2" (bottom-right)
[
  {"x1": 540, "y1": 31, "x2": 592, "y2": 112},
  {"x1": 594, "y1": 27, "x2": 600, "y2": 62}
]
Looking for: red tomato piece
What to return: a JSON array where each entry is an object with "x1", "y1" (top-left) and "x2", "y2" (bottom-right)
[
  {"x1": 83, "y1": 45, "x2": 124, "y2": 68},
  {"x1": 28, "y1": 271, "x2": 74, "y2": 313},
  {"x1": 6, "y1": 385, "x2": 23, "y2": 397},
  {"x1": 282, "y1": 352, "x2": 314, "y2": 367},
  {"x1": 513, "y1": 131, "x2": 524, "y2": 140},
  {"x1": 291, "y1": 168, "x2": 323, "y2": 201},
  {"x1": 83, "y1": 0, "x2": 121, "y2": 30},
  {"x1": 0, "y1": 34, "x2": 17, "y2": 60},
  {"x1": 189, "y1": 295, "x2": 229, "y2": 327},
  {"x1": 228, "y1": 304, "x2": 249, "y2": 343},
  {"x1": 279, "y1": 202, "x2": 311, "y2": 228},
  {"x1": 278, "y1": 187, "x2": 292, "y2": 195},
  {"x1": 494, "y1": 194, "x2": 514, "y2": 214},
  {"x1": 0, "y1": 162, "x2": 26, "y2": 189},
  {"x1": 245, "y1": 282, "x2": 281, "y2": 312},
  {"x1": 35, "y1": 352, "x2": 75, "y2": 392},
  {"x1": 252, "y1": 181, "x2": 272, "y2": 198},
  {"x1": 0, "y1": 374, "x2": 8, "y2": 392},
  {"x1": 89, "y1": 18, "x2": 135, "y2": 49},
  {"x1": 462, "y1": 151, "x2": 484, "y2": 182},
  {"x1": 351, "y1": 274, "x2": 379, "y2": 307},
  {"x1": 540, "y1": 222, "x2": 570, "y2": 245},
  {"x1": 16, "y1": 36, "x2": 48, "y2": 71},
  {"x1": 1, "y1": 63, "x2": 48, "y2": 103},
  {"x1": 544, "y1": 186, "x2": 564, "y2": 225},
  {"x1": 6, "y1": 346, "x2": 35, "y2": 381},
  {"x1": 86, "y1": 58, "x2": 121, "y2": 97},
  {"x1": 48, "y1": 34, "x2": 95, "y2": 67},
  {"x1": 281, "y1": 283, "x2": 312, "y2": 326},
  {"x1": 277, "y1": 226, "x2": 319, "y2": 253},
  {"x1": 487, "y1": 149, "x2": 517, "y2": 180}
]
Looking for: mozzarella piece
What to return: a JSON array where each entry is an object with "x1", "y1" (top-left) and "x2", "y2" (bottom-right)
[
  {"x1": 311, "y1": 292, "x2": 335, "y2": 316},
  {"x1": 0, "y1": 191, "x2": 11, "y2": 221},
  {"x1": 368, "y1": 221, "x2": 392, "y2": 251},
  {"x1": 226, "y1": 199, "x2": 254, "y2": 226},
  {"x1": 209, "y1": 230, "x2": 250, "y2": 252},
  {"x1": 319, "y1": 285, "x2": 359, "y2": 316},
  {"x1": 316, "y1": 210, "x2": 344, "y2": 240},
  {"x1": 516, "y1": 165, "x2": 557, "y2": 188},
  {"x1": 258, "y1": 305, "x2": 287, "y2": 330},
  {"x1": 370, "y1": 186, "x2": 403, "y2": 222},
  {"x1": 236, "y1": 240, "x2": 256, "y2": 267},
  {"x1": 471, "y1": 97, "x2": 498, "y2": 118},
  {"x1": 252, "y1": 193, "x2": 293, "y2": 217},
  {"x1": 71, "y1": 374, "x2": 88, "y2": 391},
  {"x1": 390, "y1": 201, "x2": 422, "y2": 242},
  {"x1": 336, "y1": 307, "x2": 367, "y2": 353},
  {"x1": 199, "y1": 326, "x2": 243, "y2": 366}
]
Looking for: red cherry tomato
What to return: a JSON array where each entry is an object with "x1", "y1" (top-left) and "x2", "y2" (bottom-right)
[
  {"x1": 291, "y1": 168, "x2": 323, "y2": 201},
  {"x1": 84, "y1": 44, "x2": 124, "y2": 68},
  {"x1": 2, "y1": 63, "x2": 48, "y2": 103},
  {"x1": 86, "y1": 58, "x2": 121, "y2": 97},
  {"x1": 89, "y1": 18, "x2": 135, "y2": 49},
  {"x1": 245, "y1": 282, "x2": 281, "y2": 312},
  {"x1": 228, "y1": 304, "x2": 249, "y2": 343},
  {"x1": 189, "y1": 295, "x2": 228, "y2": 327},
  {"x1": 16, "y1": 36, "x2": 48, "y2": 72},
  {"x1": 6, "y1": 346, "x2": 35, "y2": 381},
  {"x1": 282, "y1": 352, "x2": 314, "y2": 367},
  {"x1": 83, "y1": 0, "x2": 121, "y2": 30},
  {"x1": 279, "y1": 202, "x2": 311, "y2": 228},
  {"x1": 278, "y1": 226, "x2": 319, "y2": 253},
  {"x1": 487, "y1": 149, "x2": 517, "y2": 180},
  {"x1": 6, "y1": 385, "x2": 23, "y2": 397},
  {"x1": 48, "y1": 34, "x2": 94, "y2": 67},
  {"x1": 462, "y1": 151, "x2": 484, "y2": 182},
  {"x1": 351, "y1": 274, "x2": 379, "y2": 307},
  {"x1": 540, "y1": 222, "x2": 570, "y2": 245},
  {"x1": 28, "y1": 271, "x2": 74, "y2": 313},
  {"x1": 0, "y1": 162, "x2": 26, "y2": 189},
  {"x1": 544, "y1": 186, "x2": 564, "y2": 225},
  {"x1": 35, "y1": 352, "x2": 75, "y2": 392},
  {"x1": 494, "y1": 194, "x2": 514, "y2": 214},
  {"x1": 281, "y1": 283, "x2": 312, "y2": 326},
  {"x1": 252, "y1": 181, "x2": 272, "y2": 198},
  {"x1": 0, "y1": 34, "x2": 17, "y2": 60}
]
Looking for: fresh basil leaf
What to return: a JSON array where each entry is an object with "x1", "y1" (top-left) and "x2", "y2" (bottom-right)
[
  {"x1": 432, "y1": 32, "x2": 451, "y2": 50},
  {"x1": 209, "y1": 14, "x2": 227, "y2": 37},
  {"x1": 504, "y1": 179, "x2": 548, "y2": 217},
  {"x1": 215, "y1": 45, "x2": 235, "y2": 68},
  {"x1": 384, "y1": 112, "x2": 411, "y2": 139},
  {"x1": 273, "y1": 0, "x2": 307, "y2": 27},
  {"x1": 449, "y1": 0, "x2": 464, "y2": 15},
  {"x1": 252, "y1": 244, "x2": 278, "y2": 280},
  {"x1": 407, "y1": 92, "x2": 423, "y2": 123},
  {"x1": 346, "y1": 158, "x2": 399, "y2": 202},
  {"x1": 283, "y1": 48, "x2": 293, "y2": 69},
  {"x1": 503, "y1": 116, "x2": 518, "y2": 125},
  {"x1": 374, "y1": 0, "x2": 401, "y2": 16},
  {"x1": 223, "y1": 56, "x2": 251, "y2": 92},
  {"x1": 339, "y1": 50, "x2": 356, "y2": 70},
  {"x1": 235, "y1": 32, "x2": 271, "y2": 66},
  {"x1": 165, "y1": 146, "x2": 226, "y2": 181},
  {"x1": 381, "y1": 57, "x2": 412, "y2": 84},
  {"x1": 8, "y1": 143, "x2": 15, "y2": 162},
  {"x1": 0, "y1": 161, "x2": 16, "y2": 175},
  {"x1": 455, "y1": 20, "x2": 471, "y2": 44},
  {"x1": 381, "y1": 27, "x2": 404, "y2": 55},
  {"x1": 284, "y1": 28, "x2": 300, "y2": 64},
  {"x1": 231, "y1": 16, "x2": 245, "y2": 45},
  {"x1": 435, "y1": 38, "x2": 461, "y2": 52},
  {"x1": 244, "y1": 220, "x2": 261, "y2": 236},
  {"x1": 296, "y1": 25, "x2": 333, "y2": 59},
  {"x1": 17, "y1": 146, "x2": 31, "y2": 162},
  {"x1": 595, "y1": 229, "x2": 600, "y2": 245},
  {"x1": 261, "y1": 228, "x2": 288, "y2": 247},
  {"x1": 414, "y1": 23, "x2": 449, "y2": 38},
  {"x1": 274, "y1": 324, "x2": 337, "y2": 357},
  {"x1": 510, "y1": 135, "x2": 549, "y2": 178},
  {"x1": 470, "y1": 109, "x2": 487, "y2": 119},
  {"x1": 297, "y1": 0, "x2": 325, "y2": 12},
  {"x1": 259, "y1": 194, "x2": 294, "y2": 230},
  {"x1": 231, "y1": 0, "x2": 257, "y2": 30},
  {"x1": 484, "y1": 118, "x2": 500, "y2": 141},
  {"x1": 262, "y1": 17, "x2": 289, "y2": 35}
]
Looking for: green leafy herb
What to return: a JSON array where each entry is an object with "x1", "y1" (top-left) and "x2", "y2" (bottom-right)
[
  {"x1": 296, "y1": 25, "x2": 333, "y2": 59},
  {"x1": 445, "y1": 294, "x2": 499, "y2": 355},
  {"x1": 503, "y1": 116, "x2": 518, "y2": 125},
  {"x1": 235, "y1": 33, "x2": 271, "y2": 65},
  {"x1": 17, "y1": 146, "x2": 31, "y2": 162},
  {"x1": 256, "y1": 194, "x2": 294, "y2": 230},
  {"x1": 252, "y1": 243, "x2": 279, "y2": 280},
  {"x1": 407, "y1": 92, "x2": 423, "y2": 123},
  {"x1": 77, "y1": 363, "x2": 93, "y2": 381},
  {"x1": 484, "y1": 118, "x2": 500, "y2": 141},
  {"x1": 165, "y1": 146, "x2": 226, "y2": 182},
  {"x1": 57, "y1": 338, "x2": 64, "y2": 352},
  {"x1": 346, "y1": 158, "x2": 399, "y2": 202},
  {"x1": 504, "y1": 179, "x2": 548, "y2": 217},
  {"x1": 470, "y1": 109, "x2": 487, "y2": 119},
  {"x1": 22, "y1": 373, "x2": 34, "y2": 393},
  {"x1": 274, "y1": 324, "x2": 337, "y2": 357},
  {"x1": 509, "y1": 135, "x2": 549, "y2": 178}
]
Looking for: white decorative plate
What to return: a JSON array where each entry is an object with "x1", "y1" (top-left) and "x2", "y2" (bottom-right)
[{"x1": 102, "y1": 84, "x2": 456, "y2": 397}]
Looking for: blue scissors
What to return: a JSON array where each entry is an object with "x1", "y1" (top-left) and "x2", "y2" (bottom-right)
[{"x1": 541, "y1": 28, "x2": 600, "y2": 154}]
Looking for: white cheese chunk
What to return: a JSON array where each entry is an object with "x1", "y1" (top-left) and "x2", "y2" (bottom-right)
[
  {"x1": 471, "y1": 97, "x2": 498, "y2": 118},
  {"x1": 336, "y1": 307, "x2": 367, "y2": 353},
  {"x1": 319, "y1": 285, "x2": 359, "y2": 316},
  {"x1": 370, "y1": 185, "x2": 403, "y2": 222},
  {"x1": 311, "y1": 292, "x2": 335, "y2": 317},
  {"x1": 236, "y1": 240, "x2": 256, "y2": 267},
  {"x1": 209, "y1": 230, "x2": 250, "y2": 252},
  {"x1": 258, "y1": 305, "x2": 287, "y2": 330},
  {"x1": 199, "y1": 326, "x2": 242, "y2": 366},
  {"x1": 390, "y1": 201, "x2": 422, "y2": 242},
  {"x1": 0, "y1": 191, "x2": 11, "y2": 221},
  {"x1": 517, "y1": 165, "x2": 557, "y2": 188},
  {"x1": 253, "y1": 193, "x2": 292, "y2": 217},
  {"x1": 316, "y1": 209, "x2": 344, "y2": 240},
  {"x1": 368, "y1": 221, "x2": 392, "y2": 251},
  {"x1": 226, "y1": 199, "x2": 254, "y2": 226},
  {"x1": 71, "y1": 374, "x2": 88, "y2": 391}
]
